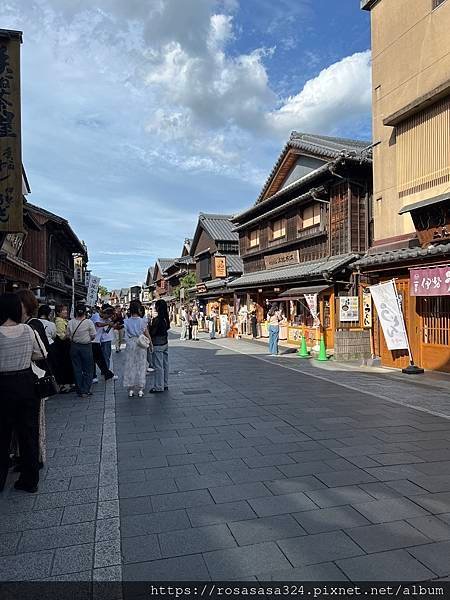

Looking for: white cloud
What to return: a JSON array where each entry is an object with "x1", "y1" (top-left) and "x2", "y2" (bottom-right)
[{"x1": 269, "y1": 51, "x2": 372, "y2": 138}]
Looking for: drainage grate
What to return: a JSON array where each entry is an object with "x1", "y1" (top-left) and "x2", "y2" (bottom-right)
[{"x1": 182, "y1": 389, "x2": 211, "y2": 395}]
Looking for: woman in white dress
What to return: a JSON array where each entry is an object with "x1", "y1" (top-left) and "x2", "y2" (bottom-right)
[{"x1": 123, "y1": 300, "x2": 151, "y2": 397}]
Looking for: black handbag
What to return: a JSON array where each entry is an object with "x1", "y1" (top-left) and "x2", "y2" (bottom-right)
[{"x1": 32, "y1": 330, "x2": 59, "y2": 399}]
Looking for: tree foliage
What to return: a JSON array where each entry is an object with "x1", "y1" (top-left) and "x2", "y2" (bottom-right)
[{"x1": 174, "y1": 272, "x2": 197, "y2": 301}]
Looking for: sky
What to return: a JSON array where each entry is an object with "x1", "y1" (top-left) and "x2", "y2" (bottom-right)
[{"x1": 1, "y1": 0, "x2": 372, "y2": 289}]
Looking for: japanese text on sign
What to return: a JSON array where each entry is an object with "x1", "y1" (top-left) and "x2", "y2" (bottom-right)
[
  {"x1": 0, "y1": 31, "x2": 22, "y2": 232},
  {"x1": 410, "y1": 266, "x2": 450, "y2": 296}
]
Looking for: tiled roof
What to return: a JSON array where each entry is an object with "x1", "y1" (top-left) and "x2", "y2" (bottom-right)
[
  {"x1": 354, "y1": 243, "x2": 450, "y2": 269},
  {"x1": 226, "y1": 255, "x2": 244, "y2": 274},
  {"x1": 199, "y1": 213, "x2": 238, "y2": 242},
  {"x1": 120, "y1": 288, "x2": 129, "y2": 296},
  {"x1": 176, "y1": 255, "x2": 195, "y2": 265},
  {"x1": 157, "y1": 258, "x2": 176, "y2": 274},
  {"x1": 229, "y1": 254, "x2": 359, "y2": 288},
  {"x1": 255, "y1": 131, "x2": 371, "y2": 205}
]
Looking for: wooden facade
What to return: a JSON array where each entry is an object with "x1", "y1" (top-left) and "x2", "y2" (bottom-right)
[
  {"x1": 230, "y1": 133, "x2": 373, "y2": 353},
  {"x1": 0, "y1": 202, "x2": 87, "y2": 304}
]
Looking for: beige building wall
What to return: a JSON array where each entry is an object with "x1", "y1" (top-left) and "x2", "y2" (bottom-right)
[{"x1": 367, "y1": 0, "x2": 450, "y2": 242}]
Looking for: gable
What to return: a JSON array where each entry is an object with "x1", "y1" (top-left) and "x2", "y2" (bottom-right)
[
  {"x1": 194, "y1": 228, "x2": 217, "y2": 256},
  {"x1": 280, "y1": 155, "x2": 326, "y2": 190}
]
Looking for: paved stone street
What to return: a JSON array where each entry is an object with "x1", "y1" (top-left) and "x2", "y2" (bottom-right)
[{"x1": 2, "y1": 333, "x2": 450, "y2": 583}]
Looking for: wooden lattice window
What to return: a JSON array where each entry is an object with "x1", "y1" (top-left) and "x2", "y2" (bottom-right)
[
  {"x1": 301, "y1": 204, "x2": 321, "y2": 229},
  {"x1": 396, "y1": 97, "x2": 450, "y2": 198},
  {"x1": 271, "y1": 218, "x2": 286, "y2": 240},
  {"x1": 417, "y1": 296, "x2": 450, "y2": 346},
  {"x1": 249, "y1": 229, "x2": 259, "y2": 248}
]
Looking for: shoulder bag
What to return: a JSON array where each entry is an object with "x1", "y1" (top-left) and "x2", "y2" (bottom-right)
[{"x1": 32, "y1": 330, "x2": 59, "y2": 399}]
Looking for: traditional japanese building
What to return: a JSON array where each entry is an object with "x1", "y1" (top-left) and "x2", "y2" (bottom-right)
[
  {"x1": 22, "y1": 203, "x2": 88, "y2": 306},
  {"x1": 230, "y1": 132, "x2": 373, "y2": 352},
  {"x1": 357, "y1": 0, "x2": 450, "y2": 372},
  {"x1": 152, "y1": 258, "x2": 177, "y2": 298},
  {"x1": 189, "y1": 213, "x2": 243, "y2": 316}
]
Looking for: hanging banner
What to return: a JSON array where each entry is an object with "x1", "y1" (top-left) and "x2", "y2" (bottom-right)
[
  {"x1": 410, "y1": 266, "x2": 450, "y2": 296},
  {"x1": 304, "y1": 293, "x2": 320, "y2": 327},
  {"x1": 86, "y1": 275, "x2": 100, "y2": 307},
  {"x1": 339, "y1": 296, "x2": 359, "y2": 322},
  {"x1": 73, "y1": 255, "x2": 84, "y2": 283},
  {"x1": 369, "y1": 280, "x2": 408, "y2": 350},
  {"x1": 0, "y1": 30, "x2": 23, "y2": 232},
  {"x1": 362, "y1": 287, "x2": 372, "y2": 328}
]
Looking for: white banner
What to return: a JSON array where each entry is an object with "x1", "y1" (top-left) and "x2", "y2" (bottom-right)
[
  {"x1": 304, "y1": 293, "x2": 320, "y2": 327},
  {"x1": 369, "y1": 280, "x2": 409, "y2": 350},
  {"x1": 86, "y1": 275, "x2": 101, "y2": 307}
]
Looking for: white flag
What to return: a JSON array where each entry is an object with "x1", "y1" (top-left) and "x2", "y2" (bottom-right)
[
  {"x1": 304, "y1": 293, "x2": 320, "y2": 327},
  {"x1": 369, "y1": 280, "x2": 409, "y2": 351}
]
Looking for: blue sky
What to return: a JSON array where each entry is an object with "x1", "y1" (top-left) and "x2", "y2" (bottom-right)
[{"x1": 1, "y1": 0, "x2": 371, "y2": 289}]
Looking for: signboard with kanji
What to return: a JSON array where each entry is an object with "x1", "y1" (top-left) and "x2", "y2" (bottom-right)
[
  {"x1": 339, "y1": 296, "x2": 359, "y2": 322},
  {"x1": 0, "y1": 30, "x2": 22, "y2": 232},
  {"x1": 410, "y1": 266, "x2": 450, "y2": 296},
  {"x1": 213, "y1": 256, "x2": 227, "y2": 278}
]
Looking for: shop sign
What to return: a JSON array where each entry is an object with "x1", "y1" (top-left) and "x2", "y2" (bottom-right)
[
  {"x1": 196, "y1": 283, "x2": 208, "y2": 293},
  {"x1": 0, "y1": 32, "x2": 23, "y2": 232},
  {"x1": 264, "y1": 250, "x2": 299, "y2": 270},
  {"x1": 2, "y1": 231, "x2": 25, "y2": 255},
  {"x1": 362, "y1": 287, "x2": 372, "y2": 328},
  {"x1": 213, "y1": 256, "x2": 227, "y2": 278},
  {"x1": 339, "y1": 296, "x2": 359, "y2": 322},
  {"x1": 304, "y1": 293, "x2": 320, "y2": 327},
  {"x1": 73, "y1": 255, "x2": 84, "y2": 283},
  {"x1": 410, "y1": 266, "x2": 450, "y2": 296},
  {"x1": 86, "y1": 275, "x2": 100, "y2": 307},
  {"x1": 369, "y1": 280, "x2": 408, "y2": 350}
]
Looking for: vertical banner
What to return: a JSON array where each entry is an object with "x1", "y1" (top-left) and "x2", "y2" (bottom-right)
[
  {"x1": 362, "y1": 287, "x2": 372, "y2": 328},
  {"x1": 369, "y1": 280, "x2": 409, "y2": 350},
  {"x1": 86, "y1": 275, "x2": 100, "y2": 307},
  {"x1": 304, "y1": 293, "x2": 320, "y2": 327},
  {"x1": 0, "y1": 30, "x2": 23, "y2": 232},
  {"x1": 73, "y1": 255, "x2": 84, "y2": 283}
]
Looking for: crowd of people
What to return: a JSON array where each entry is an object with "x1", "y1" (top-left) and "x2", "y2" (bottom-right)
[{"x1": 0, "y1": 290, "x2": 171, "y2": 495}]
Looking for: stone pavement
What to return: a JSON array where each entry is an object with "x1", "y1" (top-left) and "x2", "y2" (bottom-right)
[{"x1": 2, "y1": 333, "x2": 450, "y2": 584}]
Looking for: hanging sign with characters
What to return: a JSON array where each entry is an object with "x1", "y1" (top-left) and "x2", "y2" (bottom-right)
[
  {"x1": 0, "y1": 31, "x2": 23, "y2": 232},
  {"x1": 369, "y1": 280, "x2": 409, "y2": 351},
  {"x1": 362, "y1": 287, "x2": 372, "y2": 328},
  {"x1": 410, "y1": 266, "x2": 450, "y2": 296}
]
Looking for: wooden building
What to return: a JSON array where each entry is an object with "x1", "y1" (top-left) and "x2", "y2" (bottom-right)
[
  {"x1": 189, "y1": 213, "x2": 243, "y2": 315},
  {"x1": 22, "y1": 203, "x2": 88, "y2": 306},
  {"x1": 230, "y1": 132, "x2": 373, "y2": 351},
  {"x1": 358, "y1": 0, "x2": 450, "y2": 372},
  {"x1": 152, "y1": 258, "x2": 177, "y2": 298}
]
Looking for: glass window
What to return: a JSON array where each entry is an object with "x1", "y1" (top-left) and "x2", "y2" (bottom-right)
[
  {"x1": 301, "y1": 204, "x2": 321, "y2": 229},
  {"x1": 249, "y1": 229, "x2": 259, "y2": 248},
  {"x1": 272, "y1": 219, "x2": 286, "y2": 240}
]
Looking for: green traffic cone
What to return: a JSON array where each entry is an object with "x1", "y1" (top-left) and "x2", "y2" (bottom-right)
[
  {"x1": 316, "y1": 335, "x2": 328, "y2": 361},
  {"x1": 297, "y1": 335, "x2": 310, "y2": 359}
]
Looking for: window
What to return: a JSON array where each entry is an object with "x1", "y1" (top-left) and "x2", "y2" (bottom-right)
[
  {"x1": 249, "y1": 229, "x2": 260, "y2": 248},
  {"x1": 271, "y1": 218, "x2": 286, "y2": 240},
  {"x1": 301, "y1": 204, "x2": 321, "y2": 229},
  {"x1": 432, "y1": 0, "x2": 447, "y2": 9},
  {"x1": 396, "y1": 97, "x2": 450, "y2": 198}
]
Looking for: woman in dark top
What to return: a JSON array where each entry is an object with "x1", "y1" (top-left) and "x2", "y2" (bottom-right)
[
  {"x1": 148, "y1": 299, "x2": 170, "y2": 393},
  {"x1": 16, "y1": 289, "x2": 50, "y2": 470}
]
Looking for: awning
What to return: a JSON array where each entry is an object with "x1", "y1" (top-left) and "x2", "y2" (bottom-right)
[
  {"x1": 398, "y1": 192, "x2": 449, "y2": 215},
  {"x1": 276, "y1": 284, "x2": 330, "y2": 301}
]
